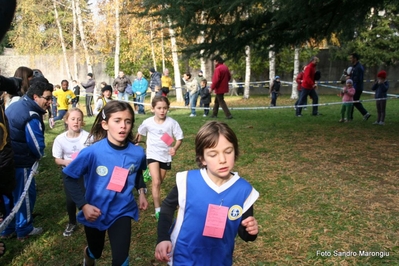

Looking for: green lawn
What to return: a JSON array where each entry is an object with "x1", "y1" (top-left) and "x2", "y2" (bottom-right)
[{"x1": 2, "y1": 94, "x2": 399, "y2": 265}]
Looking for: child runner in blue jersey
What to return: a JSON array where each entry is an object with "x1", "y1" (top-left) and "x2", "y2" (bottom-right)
[
  {"x1": 155, "y1": 121, "x2": 259, "y2": 265},
  {"x1": 52, "y1": 108, "x2": 90, "y2": 237},
  {"x1": 137, "y1": 96, "x2": 183, "y2": 221},
  {"x1": 63, "y1": 101, "x2": 148, "y2": 266}
]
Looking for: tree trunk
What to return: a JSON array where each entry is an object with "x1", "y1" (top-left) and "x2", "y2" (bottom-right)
[
  {"x1": 71, "y1": 0, "x2": 78, "y2": 80},
  {"x1": 53, "y1": 0, "x2": 72, "y2": 80},
  {"x1": 161, "y1": 23, "x2": 165, "y2": 71},
  {"x1": 150, "y1": 21, "x2": 157, "y2": 71},
  {"x1": 243, "y1": 45, "x2": 251, "y2": 99},
  {"x1": 114, "y1": 0, "x2": 120, "y2": 78},
  {"x1": 269, "y1": 49, "x2": 275, "y2": 98},
  {"x1": 167, "y1": 17, "x2": 182, "y2": 102},
  {"x1": 75, "y1": 0, "x2": 92, "y2": 73},
  {"x1": 291, "y1": 47, "x2": 300, "y2": 99},
  {"x1": 199, "y1": 11, "x2": 206, "y2": 78}
]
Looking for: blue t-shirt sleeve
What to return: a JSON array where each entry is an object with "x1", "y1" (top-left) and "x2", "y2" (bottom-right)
[{"x1": 25, "y1": 118, "x2": 45, "y2": 160}]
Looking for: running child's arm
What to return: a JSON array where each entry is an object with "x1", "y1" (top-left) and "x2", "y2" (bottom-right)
[
  {"x1": 135, "y1": 170, "x2": 148, "y2": 210},
  {"x1": 238, "y1": 205, "x2": 258, "y2": 242},
  {"x1": 169, "y1": 139, "x2": 183, "y2": 156},
  {"x1": 155, "y1": 185, "x2": 178, "y2": 262}
]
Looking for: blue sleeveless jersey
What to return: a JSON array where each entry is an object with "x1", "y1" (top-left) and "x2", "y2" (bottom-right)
[{"x1": 170, "y1": 169, "x2": 259, "y2": 266}]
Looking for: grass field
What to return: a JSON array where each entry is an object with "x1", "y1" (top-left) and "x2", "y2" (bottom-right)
[{"x1": 2, "y1": 93, "x2": 399, "y2": 265}]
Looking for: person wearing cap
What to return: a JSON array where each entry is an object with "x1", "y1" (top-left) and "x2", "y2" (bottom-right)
[
  {"x1": 149, "y1": 67, "x2": 162, "y2": 103},
  {"x1": 338, "y1": 79, "x2": 356, "y2": 123},
  {"x1": 347, "y1": 53, "x2": 371, "y2": 121},
  {"x1": 371, "y1": 70, "x2": 389, "y2": 125},
  {"x1": 81, "y1": 73, "x2": 95, "y2": 117},
  {"x1": 295, "y1": 56, "x2": 320, "y2": 117},
  {"x1": 161, "y1": 69, "x2": 173, "y2": 97},
  {"x1": 269, "y1": 76, "x2": 281, "y2": 107},
  {"x1": 93, "y1": 85, "x2": 113, "y2": 116},
  {"x1": 210, "y1": 55, "x2": 233, "y2": 119}
]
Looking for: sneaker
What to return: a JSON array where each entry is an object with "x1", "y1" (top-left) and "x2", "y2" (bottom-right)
[
  {"x1": 372, "y1": 121, "x2": 380, "y2": 125},
  {"x1": 203, "y1": 114, "x2": 207, "y2": 117},
  {"x1": 226, "y1": 115, "x2": 233, "y2": 119},
  {"x1": 17, "y1": 227, "x2": 43, "y2": 241},
  {"x1": 379, "y1": 121, "x2": 385, "y2": 125},
  {"x1": 363, "y1": 113, "x2": 371, "y2": 121},
  {"x1": 189, "y1": 114, "x2": 196, "y2": 117},
  {"x1": 49, "y1": 118, "x2": 55, "y2": 129},
  {"x1": 296, "y1": 115, "x2": 302, "y2": 117},
  {"x1": 155, "y1": 212, "x2": 160, "y2": 221},
  {"x1": 143, "y1": 168, "x2": 151, "y2": 182},
  {"x1": 339, "y1": 119, "x2": 344, "y2": 123},
  {"x1": 83, "y1": 246, "x2": 95, "y2": 266},
  {"x1": 63, "y1": 223, "x2": 77, "y2": 237},
  {"x1": 312, "y1": 113, "x2": 323, "y2": 116}
]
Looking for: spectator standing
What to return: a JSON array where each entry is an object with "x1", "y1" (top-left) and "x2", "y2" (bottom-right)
[
  {"x1": 132, "y1": 71, "x2": 148, "y2": 115},
  {"x1": 2, "y1": 79, "x2": 53, "y2": 240},
  {"x1": 199, "y1": 79, "x2": 211, "y2": 117},
  {"x1": 338, "y1": 79, "x2": 356, "y2": 123},
  {"x1": 71, "y1": 80, "x2": 80, "y2": 108},
  {"x1": 50, "y1": 80, "x2": 76, "y2": 129},
  {"x1": 371, "y1": 70, "x2": 389, "y2": 125},
  {"x1": 149, "y1": 68, "x2": 162, "y2": 103},
  {"x1": 81, "y1": 73, "x2": 95, "y2": 117},
  {"x1": 210, "y1": 55, "x2": 233, "y2": 119},
  {"x1": 294, "y1": 66, "x2": 307, "y2": 108},
  {"x1": 5, "y1": 67, "x2": 33, "y2": 109},
  {"x1": 161, "y1": 69, "x2": 172, "y2": 97},
  {"x1": 348, "y1": 53, "x2": 371, "y2": 121},
  {"x1": 93, "y1": 85, "x2": 113, "y2": 116},
  {"x1": 270, "y1": 76, "x2": 281, "y2": 107},
  {"x1": 295, "y1": 56, "x2": 320, "y2": 117},
  {"x1": 113, "y1": 71, "x2": 131, "y2": 102},
  {"x1": 183, "y1": 73, "x2": 199, "y2": 117}
]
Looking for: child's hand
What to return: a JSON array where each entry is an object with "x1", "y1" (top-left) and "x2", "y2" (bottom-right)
[
  {"x1": 138, "y1": 194, "x2": 148, "y2": 210},
  {"x1": 155, "y1": 241, "x2": 173, "y2": 262},
  {"x1": 168, "y1": 147, "x2": 176, "y2": 156},
  {"x1": 82, "y1": 204, "x2": 101, "y2": 222},
  {"x1": 241, "y1": 216, "x2": 258, "y2": 235}
]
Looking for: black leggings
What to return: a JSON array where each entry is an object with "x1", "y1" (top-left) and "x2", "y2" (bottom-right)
[
  {"x1": 85, "y1": 216, "x2": 131, "y2": 265},
  {"x1": 62, "y1": 172, "x2": 84, "y2": 225}
]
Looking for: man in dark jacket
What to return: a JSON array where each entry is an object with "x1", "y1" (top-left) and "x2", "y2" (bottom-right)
[
  {"x1": 81, "y1": 73, "x2": 95, "y2": 117},
  {"x1": 149, "y1": 67, "x2": 161, "y2": 103},
  {"x1": 210, "y1": 55, "x2": 232, "y2": 119},
  {"x1": 348, "y1": 53, "x2": 371, "y2": 121},
  {"x1": 2, "y1": 79, "x2": 53, "y2": 240},
  {"x1": 113, "y1": 71, "x2": 131, "y2": 102}
]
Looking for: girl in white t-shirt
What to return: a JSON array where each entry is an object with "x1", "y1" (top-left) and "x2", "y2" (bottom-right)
[
  {"x1": 137, "y1": 96, "x2": 184, "y2": 220},
  {"x1": 52, "y1": 108, "x2": 90, "y2": 237}
]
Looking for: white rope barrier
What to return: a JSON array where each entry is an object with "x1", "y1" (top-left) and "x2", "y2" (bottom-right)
[{"x1": 0, "y1": 161, "x2": 39, "y2": 233}]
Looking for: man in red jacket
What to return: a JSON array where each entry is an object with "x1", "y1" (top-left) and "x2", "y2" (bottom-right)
[
  {"x1": 210, "y1": 55, "x2": 233, "y2": 119},
  {"x1": 295, "y1": 56, "x2": 321, "y2": 117}
]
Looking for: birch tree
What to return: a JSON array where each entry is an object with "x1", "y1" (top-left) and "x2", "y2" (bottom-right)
[
  {"x1": 75, "y1": 0, "x2": 93, "y2": 73},
  {"x1": 71, "y1": 0, "x2": 78, "y2": 80},
  {"x1": 243, "y1": 45, "x2": 251, "y2": 99},
  {"x1": 53, "y1": 0, "x2": 72, "y2": 80},
  {"x1": 291, "y1": 47, "x2": 300, "y2": 99},
  {"x1": 114, "y1": 0, "x2": 120, "y2": 77}
]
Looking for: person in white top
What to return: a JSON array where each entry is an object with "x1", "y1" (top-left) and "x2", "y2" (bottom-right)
[
  {"x1": 52, "y1": 108, "x2": 90, "y2": 237},
  {"x1": 137, "y1": 96, "x2": 184, "y2": 220},
  {"x1": 93, "y1": 85, "x2": 113, "y2": 116}
]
